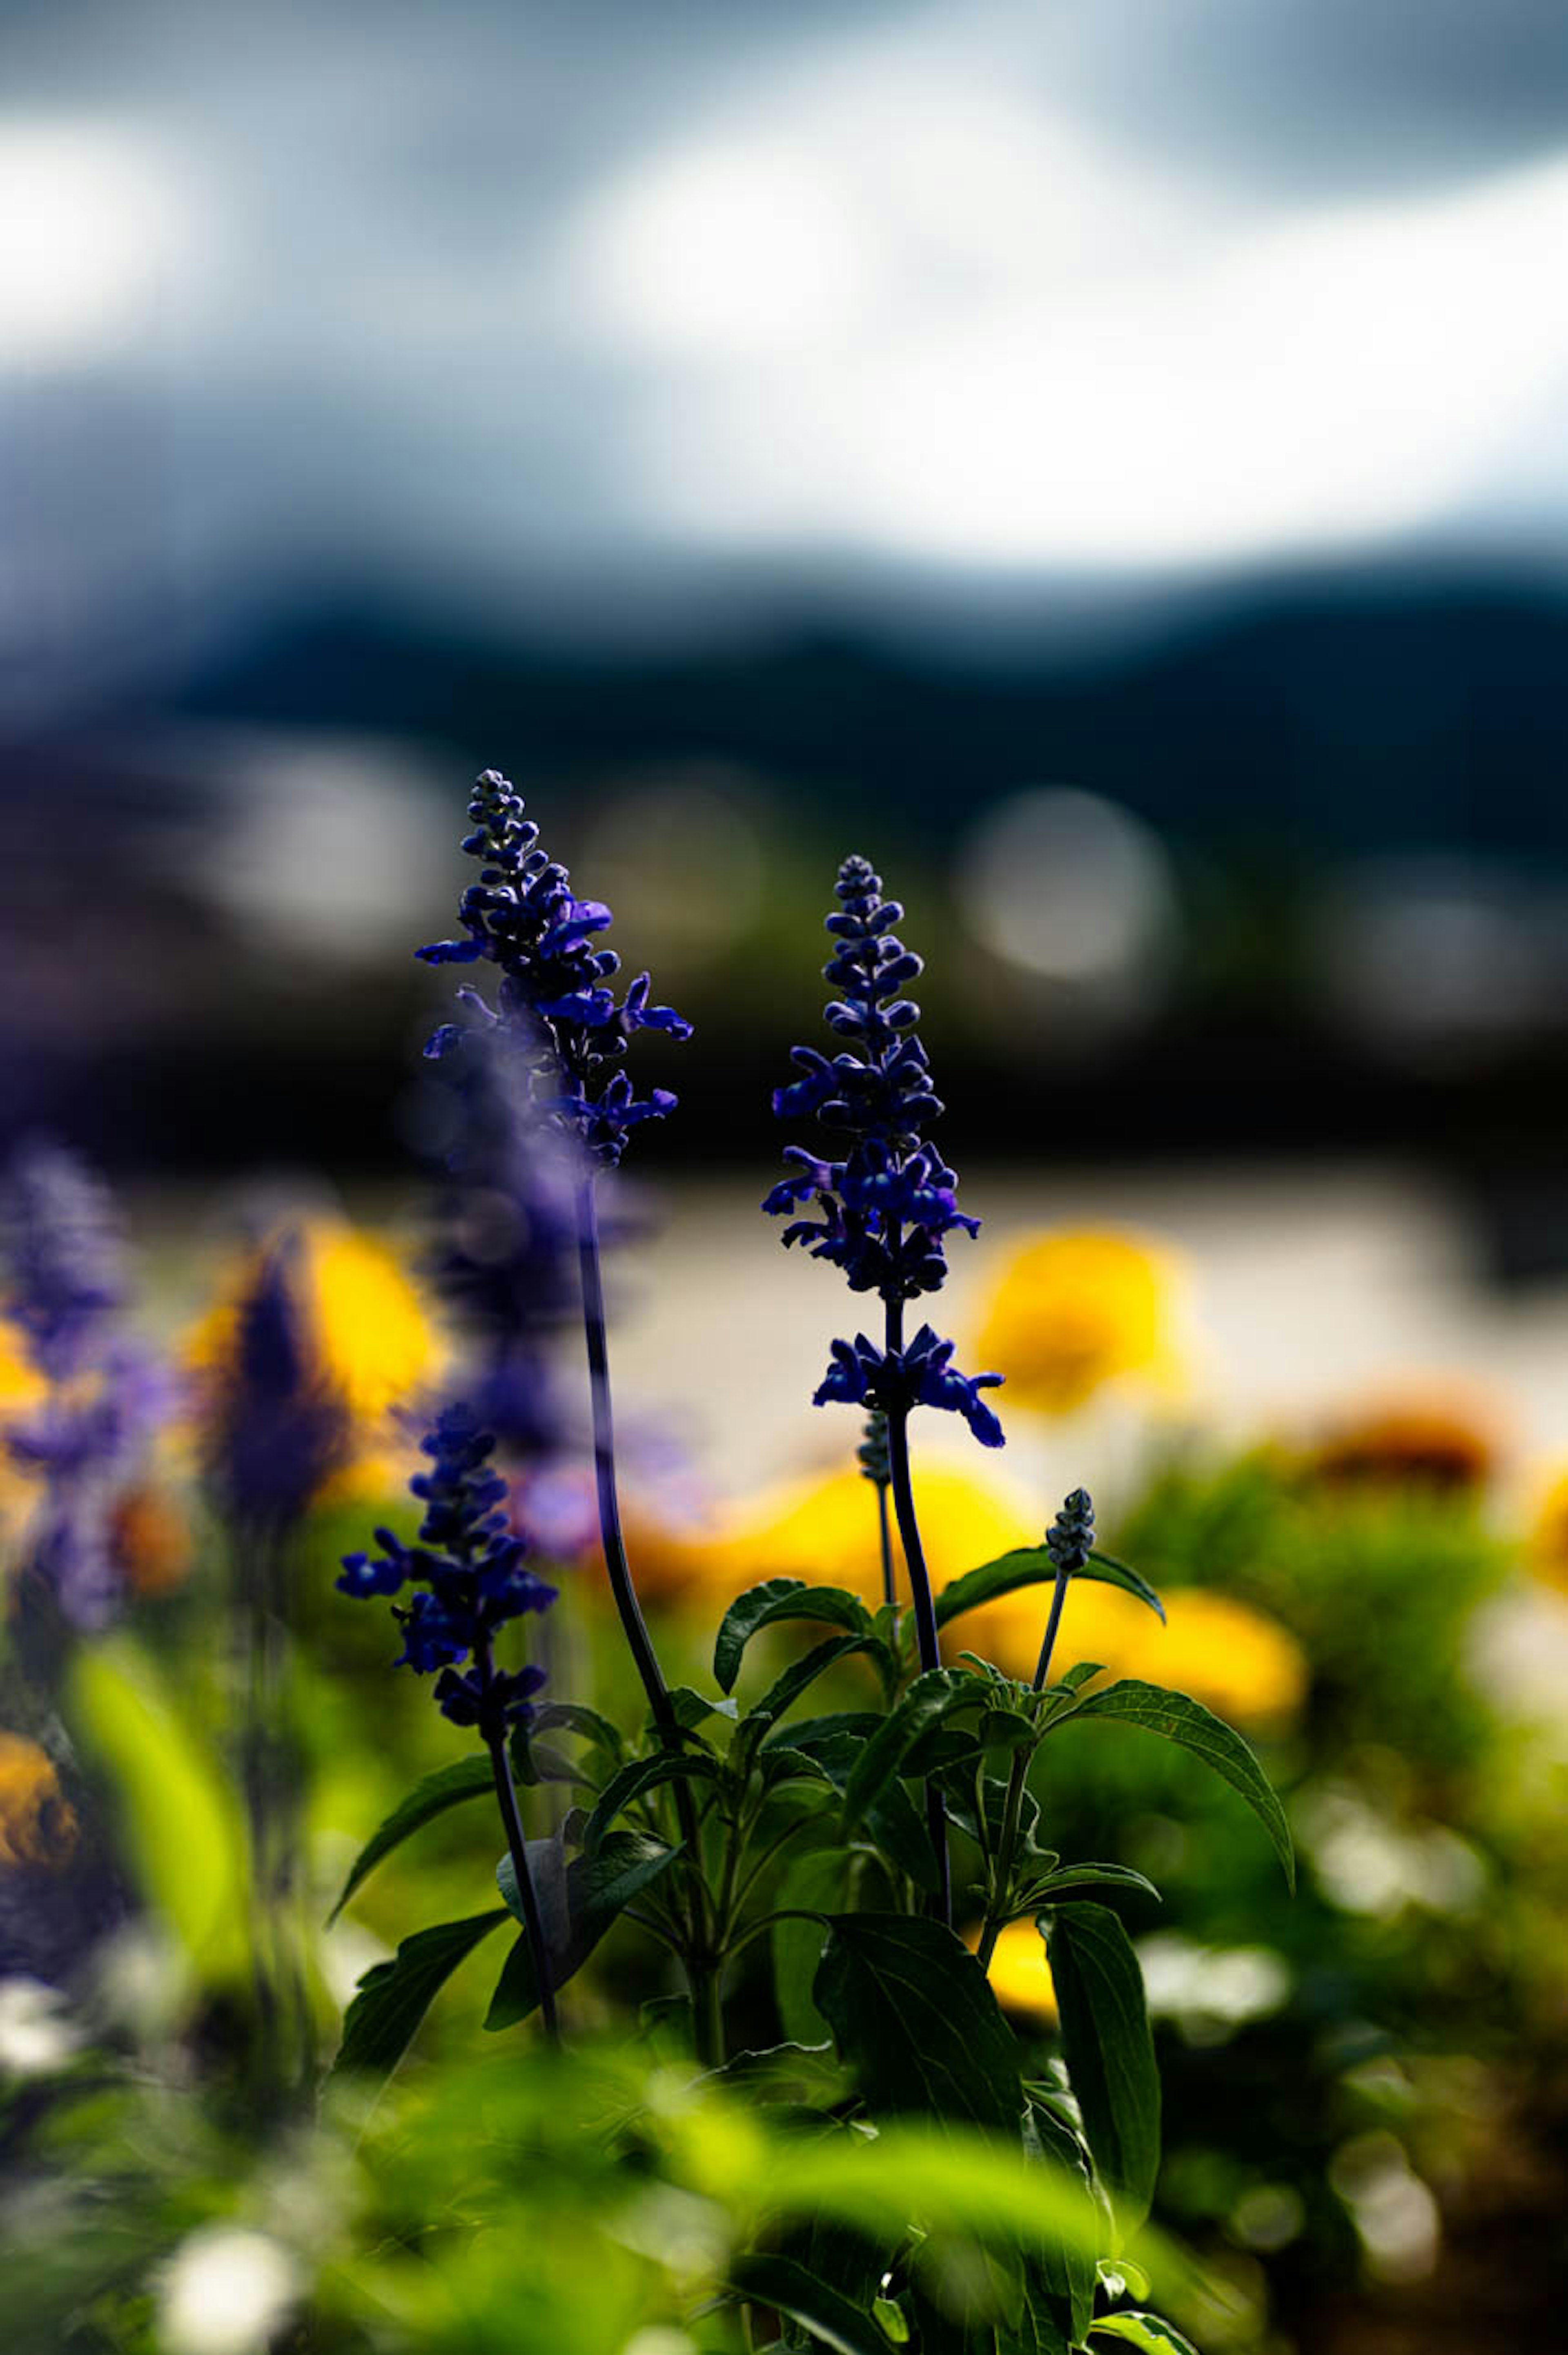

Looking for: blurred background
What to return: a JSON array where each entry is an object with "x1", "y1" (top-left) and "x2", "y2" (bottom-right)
[{"x1": 4, "y1": 7, "x2": 1568, "y2": 2350}]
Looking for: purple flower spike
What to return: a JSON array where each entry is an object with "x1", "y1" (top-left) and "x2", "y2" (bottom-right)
[
  {"x1": 338, "y1": 1404, "x2": 557, "y2": 1740},
  {"x1": 418, "y1": 769, "x2": 691, "y2": 1167},
  {"x1": 767, "y1": 856, "x2": 1004, "y2": 1448}
]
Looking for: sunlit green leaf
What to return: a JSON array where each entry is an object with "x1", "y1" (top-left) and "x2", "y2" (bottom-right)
[
  {"x1": 1056, "y1": 1680, "x2": 1294, "y2": 1888},
  {"x1": 1089, "y1": 2312, "x2": 1200, "y2": 2352},
  {"x1": 68, "y1": 1639, "x2": 249, "y2": 1984},
  {"x1": 936, "y1": 1548, "x2": 1164, "y2": 1632},
  {"x1": 326, "y1": 1755, "x2": 493, "y2": 1925}
]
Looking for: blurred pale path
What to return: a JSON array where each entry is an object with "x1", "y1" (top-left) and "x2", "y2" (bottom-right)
[{"x1": 610, "y1": 1164, "x2": 1568, "y2": 1508}]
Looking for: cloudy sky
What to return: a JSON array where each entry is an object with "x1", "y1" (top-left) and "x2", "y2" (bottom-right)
[{"x1": 4, "y1": 0, "x2": 1568, "y2": 693}]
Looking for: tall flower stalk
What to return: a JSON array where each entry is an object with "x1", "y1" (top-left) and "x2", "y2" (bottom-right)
[
  {"x1": 339, "y1": 1407, "x2": 561, "y2": 2041},
  {"x1": 203, "y1": 1239, "x2": 349, "y2": 2105},
  {"x1": 1, "y1": 1142, "x2": 163, "y2": 1647},
  {"x1": 975, "y1": 1488, "x2": 1094, "y2": 1974},
  {"x1": 767, "y1": 856, "x2": 1003, "y2": 1923},
  {"x1": 417, "y1": 770, "x2": 690, "y2": 1743},
  {"x1": 417, "y1": 771, "x2": 719, "y2": 2040}
]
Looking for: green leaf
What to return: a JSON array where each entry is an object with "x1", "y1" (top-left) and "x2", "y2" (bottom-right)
[
  {"x1": 702, "y1": 2041, "x2": 845, "y2": 2103},
  {"x1": 729, "y1": 2254, "x2": 893, "y2": 2355},
  {"x1": 326, "y1": 1756, "x2": 494, "y2": 1925},
  {"x1": 1089, "y1": 2315, "x2": 1200, "y2": 2353},
  {"x1": 773, "y1": 1848, "x2": 846, "y2": 2045},
  {"x1": 526, "y1": 1701, "x2": 626, "y2": 1765},
  {"x1": 1043, "y1": 1905, "x2": 1161, "y2": 2235},
  {"x1": 791, "y1": 1729, "x2": 942, "y2": 1890},
  {"x1": 1020, "y1": 2098, "x2": 1099, "y2": 2350},
  {"x1": 664, "y1": 1684, "x2": 741, "y2": 1735},
  {"x1": 936, "y1": 1548, "x2": 1165, "y2": 1632},
  {"x1": 1058, "y1": 1680, "x2": 1294, "y2": 1888},
  {"x1": 1025, "y1": 1863, "x2": 1162, "y2": 1907},
  {"x1": 743, "y1": 1634, "x2": 891, "y2": 1750},
  {"x1": 486, "y1": 1830, "x2": 680, "y2": 2028},
  {"x1": 715, "y1": 1579, "x2": 874, "y2": 1692},
  {"x1": 756, "y1": 1744, "x2": 837, "y2": 1793},
  {"x1": 842, "y1": 1670, "x2": 982, "y2": 1834},
  {"x1": 67, "y1": 1639, "x2": 249, "y2": 1984},
  {"x1": 813, "y1": 1915, "x2": 1023, "y2": 2135},
  {"x1": 331, "y1": 1909, "x2": 510, "y2": 2083},
  {"x1": 581, "y1": 1749, "x2": 723, "y2": 1854}
]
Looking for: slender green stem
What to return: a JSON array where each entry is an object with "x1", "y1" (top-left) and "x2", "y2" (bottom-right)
[
  {"x1": 875, "y1": 1482, "x2": 897, "y2": 1614},
  {"x1": 976, "y1": 1561, "x2": 1071, "y2": 1974},
  {"x1": 575, "y1": 1175, "x2": 715, "y2": 2025},
  {"x1": 883, "y1": 1296, "x2": 951, "y2": 1928},
  {"x1": 478, "y1": 1649, "x2": 560, "y2": 2046},
  {"x1": 576, "y1": 1176, "x2": 679, "y2": 1744}
]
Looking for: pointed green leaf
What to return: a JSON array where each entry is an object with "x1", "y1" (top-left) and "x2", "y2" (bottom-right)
[
  {"x1": 328, "y1": 1757, "x2": 499, "y2": 1923},
  {"x1": 486, "y1": 1830, "x2": 679, "y2": 2028},
  {"x1": 1089, "y1": 2315, "x2": 1200, "y2": 2353},
  {"x1": 773, "y1": 1849, "x2": 846, "y2": 2045},
  {"x1": 1027, "y1": 1863, "x2": 1162, "y2": 1907},
  {"x1": 1042, "y1": 1905, "x2": 1161, "y2": 2234},
  {"x1": 813, "y1": 1915, "x2": 1023, "y2": 2134},
  {"x1": 1059, "y1": 1679, "x2": 1294, "y2": 1888},
  {"x1": 936, "y1": 1548, "x2": 1164, "y2": 1632},
  {"x1": 331, "y1": 1909, "x2": 510, "y2": 2083},
  {"x1": 744, "y1": 1633, "x2": 891, "y2": 1748},
  {"x1": 581, "y1": 1749, "x2": 723, "y2": 1854},
  {"x1": 715, "y1": 1579, "x2": 874, "y2": 1693},
  {"x1": 789, "y1": 1729, "x2": 941, "y2": 1891},
  {"x1": 842, "y1": 1669, "x2": 981, "y2": 1834},
  {"x1": 1018, "y1": 2099, "x2": 1099, "y2": 2351},
  {"x1": 729, "y1": 2254, "x2": 892, "y2": 2355}
]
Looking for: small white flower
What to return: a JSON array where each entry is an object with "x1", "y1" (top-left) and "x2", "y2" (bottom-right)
[
  {"x1": 0, "y1": 1977, "x2": 83, "y2": 2077},
  {"x1": 158, "y1": 2226, "x2": 301, "y2": 2355}
]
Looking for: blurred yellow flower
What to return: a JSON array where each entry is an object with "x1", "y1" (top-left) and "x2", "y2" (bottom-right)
[
  {"x1": 963, "y1": 1582, "x2": 1305, "y2": 1728},
  {"x1": 188, "y1": 1218, "x2": 447, "y2": 1434},
  {"x1": 0, "y1": 1322, "x2": 48, "y2": 1540},
  {"x1": 1526, "y1": 1466, "x2": 1568, "y2": 1596},
  {"x1": 626, "y1": 1458, "x2": 1041, "y2": 1610},
  {"x1": 971, "y1": 1917, "x2": 1058, "y2": 2024},
  {"x1": 974, "y1": 1228, "x2": 1185, "y2": 1417},
  {"x1": 0, "y1": 1732, "x2": 78, "y2": 1871}
]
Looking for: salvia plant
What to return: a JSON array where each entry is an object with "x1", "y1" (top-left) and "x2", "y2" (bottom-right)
[{"x1": 314, "y1": 778, "x2": 1301, "y2": 2355}]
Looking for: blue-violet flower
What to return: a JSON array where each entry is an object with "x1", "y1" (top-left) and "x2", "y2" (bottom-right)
[
  {"x1": 338, "y1": 1404, "x2": 556, "y2": 1740},
  {"x1": 418, "y1": 768, "x2": 690, "y2": 1167},
  {"x1": 766, "y1": 856, "x2": 1004, "y2": 1448}
]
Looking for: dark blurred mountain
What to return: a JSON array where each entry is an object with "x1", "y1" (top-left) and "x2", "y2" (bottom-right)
[{"x1": 173, "y1": 564, "x2": 1568, "y2": 860}]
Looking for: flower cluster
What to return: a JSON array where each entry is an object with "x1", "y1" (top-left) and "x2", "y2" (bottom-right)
[
  {"x1": 1, "y1": 1144, "x2": 165, "y2": 1630},
  {"x1": 337, "y1": 1406, "x2": 556, "y2": 1739},
  {"x1": 767, "y1": 857, "x2": 1003, "y2": 1447},
  {"x1": 817, "y1": 1326, "x2": 1004, "y2": 1449},
  {"x1": 1045, "y1": 1486, "x2": 1096, "y2": 1575},
  {"x1": 427, "y1": 1028, "x2": 578, "y2": 1459},
  {"x1": 419, "y1": 768, "x2": 690, "y2": 1167},
  {"x1": 4, "y1": 1143, "x2": 128, "y2": 1382},
  {"x1": 856, "y1": 1409, "x2": 891, "y2": 1488},
  {"x1": 203, "y1": 1240, "x2": 349, "y2": 1529}
]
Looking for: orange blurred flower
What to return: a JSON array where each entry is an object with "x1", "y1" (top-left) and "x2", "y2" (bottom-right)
[
  {"x1": 974, "y1": 1228, "x2": 1187, "y2": 1418},
  {"x1": 1309, "y1": 1384, "x2": 1501, "y2": 1493},
  {"x1": 0, "y1": 1732, "x2": 78, "y2": 1871}
]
